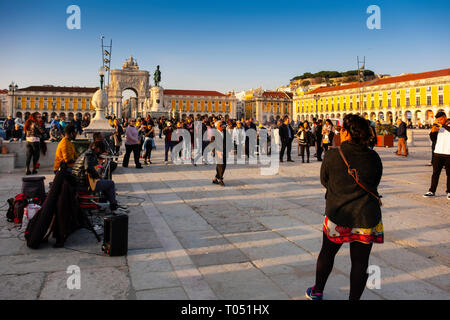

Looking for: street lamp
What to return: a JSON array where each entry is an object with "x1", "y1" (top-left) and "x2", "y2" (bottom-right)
[
  {"x1": 9, "y1": 81, "x2": 18, "y2": 116},
  {"x1": 98, "y1": 66, "x2": 106, "y2": 90},
  {"x1": 314, "y1": 94, "x2": 320, "y2": 118}
]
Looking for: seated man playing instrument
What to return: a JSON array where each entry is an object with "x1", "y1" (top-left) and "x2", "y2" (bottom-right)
[{"x1": 72, "y1": 141, "x2": 119, "y2": 211}]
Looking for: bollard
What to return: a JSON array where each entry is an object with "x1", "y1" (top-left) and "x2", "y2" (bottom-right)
[{"x1": 407, "y1": 130, "x2": 414, "y2": 147}]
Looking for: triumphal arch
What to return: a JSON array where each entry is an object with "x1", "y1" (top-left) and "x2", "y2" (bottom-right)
[{"x1": 107, "y1": 56, "x2": 166, "y2": 118}]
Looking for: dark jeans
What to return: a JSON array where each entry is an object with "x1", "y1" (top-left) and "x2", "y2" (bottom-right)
[
  {"x1": 26, "y1": 142, "x2": 40, "y2": 169},
  {"x1": 94, "y1": 179, "x2": 117, "y2": 207},
  {"x1": 280, "y1": 138, "x2": 293, "y2": 161},
  {"x1": 123, "y1": 144, "x2": 141, "y2": 167},
  {"x1": 300, "y1": 144, "x2": 310, "y2": 161},
  {"x1": 314, "y1": 232, "x2": 373, "y2": 300},
  {"x1": 429, "y1": 154, "x2": 450, "y2": 193},
  {"x1": 215, "y1": 163, "x2": 226, "y2": 180},
  {"x1": 316, "y1": 145, "x2": 323, "y2": 161},
  {"x1": 144, "y1": 139, "x2": 153, "y2": 161},
  {"x1": 165, "y1": 141, "x2": 175, "y2": 161}
]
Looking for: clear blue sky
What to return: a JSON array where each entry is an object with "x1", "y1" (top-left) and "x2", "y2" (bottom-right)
[{"x1": 1, "y1": 0, "x2": 449, "y2": 93}]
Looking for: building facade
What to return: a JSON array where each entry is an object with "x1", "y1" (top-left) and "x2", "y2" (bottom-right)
[
  {"x1": 0, "y1": 89, "x2": 8, "y2": 117},
  {"x1": 244, "y1": 88, "x2": 293, "y2": 123},
  {"x1": 163, "y1": 89, "x2": 236, "y2": 119},
  {"x1": 293, "y1": 68, "x2": 450, "y2": 125},
  {"x1": 9, "y1": 85, "x2": 98, "y2": 121},
  {"x1": 8, "y1": 56, "x2": 237, "y2": 120}
]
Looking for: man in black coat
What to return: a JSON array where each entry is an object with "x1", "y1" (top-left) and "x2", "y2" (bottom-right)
[
  {"x1": 395, "y1": 118, "x2": 408, "y2": 156},
  {"x1": 279, "y1": 116, "x2": 295, "y2": 162},
  {"x1": 212, "y1": 121, "x2": 227, "y2": 186},
  {"x1": 315, "y1": 119, "x2": 323, "y2": 161},
  {"x1": 3, "y1": 115, "x2": 15, "y2": 140}
]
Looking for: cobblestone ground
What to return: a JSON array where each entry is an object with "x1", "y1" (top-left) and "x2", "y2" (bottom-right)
[{"x1": 0, "y1": 129, "x2": 448, "y2": 300}]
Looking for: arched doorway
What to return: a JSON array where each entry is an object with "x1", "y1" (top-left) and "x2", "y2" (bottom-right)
[
  {"x1": 425, "y1": 110, "x2": 434, "y2": 124},
  {"x1": 414, "y1": 110, "x2": 422, "y2": 126},
  {"x1": 16, "y1": 111, "x2": 23, "y2": 119},
  {"x1": 362, "y1": 112, "x2": 368, "y2": 119},
  {"x1": 405, "y1": 110, "x2": 412, "y2": 121},
  {"x1": 68, "y1": 112, "x2": 74, "y2": 121},
  {"x1": 386, "y1": 111, "x2": 393, "y2": 124},
  {"x1": 370, "y1": 112, "x2": 376, "y2": 121},
  {"x1": 378, "y1": 112, "x2": 384, "y2": 122},
  {"x1": 122, "y1": 88, "x2": 138, "y2": 119}
]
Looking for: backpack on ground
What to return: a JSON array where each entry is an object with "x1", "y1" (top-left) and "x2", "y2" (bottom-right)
[
  {"x1": 13, "y1": 193, "x2": 28, "y2": 224},
  {"x1": 6, "y1": 198, "x2": 15, "y2": 222}
]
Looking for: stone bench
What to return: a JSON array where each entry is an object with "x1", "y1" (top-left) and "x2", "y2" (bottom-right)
[
  {"x1": 0, "y1": 153, "x2": 15, "y2": 173},
  {"x1": 2, "y1": 141, "x2": 58, "y2": 169}
]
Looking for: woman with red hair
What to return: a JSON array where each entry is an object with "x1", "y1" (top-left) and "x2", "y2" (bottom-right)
[{"x1": 24, "y1": 112, "x2": 44, "y2": 175}]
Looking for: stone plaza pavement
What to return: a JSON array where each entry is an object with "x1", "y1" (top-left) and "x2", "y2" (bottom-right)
[{"x1": 0, "y1": 129, "x2": 449, "y2": 300}]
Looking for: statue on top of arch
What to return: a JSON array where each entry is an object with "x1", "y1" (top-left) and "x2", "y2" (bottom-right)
[{"x1": 122, "y1": 56, "x2": 139, "y2": 70}]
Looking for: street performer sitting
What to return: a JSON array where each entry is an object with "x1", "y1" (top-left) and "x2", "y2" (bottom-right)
[{"x1": 72, "y1": 141, "x2": 120, "y2": 211}]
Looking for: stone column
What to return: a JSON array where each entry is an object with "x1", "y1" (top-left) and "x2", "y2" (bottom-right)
[
  {"x1": 231, "y1": 99, "x2": 236, "y2": 119},
  {"x1": 118, "y1": 102, "x2": 122, "y2": 119},
  {"x1": 407, "y1": 129, "x2": 414, "y2": 146},
  {"x1": 255, "y1": 100, "x2": 263, "y2": 122},
  {"x1": 8, "y1": 94, "x2": 14, "y2": 117}
]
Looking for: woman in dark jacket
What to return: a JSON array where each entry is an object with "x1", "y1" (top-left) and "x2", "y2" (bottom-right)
[
  {"x1": 296, "y1": 120, "x2": 314, "y2": 163},
  {"x1": 24, "y1": 112, "x2": 45, "y2": 175},
  {"x1": 306, "y1": 114, "x2": 383, "y2": 301}
]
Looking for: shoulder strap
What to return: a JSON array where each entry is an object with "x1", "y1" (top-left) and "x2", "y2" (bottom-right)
[{"x1": 338, "y1": 147, "x2": 383, "y2": 206}]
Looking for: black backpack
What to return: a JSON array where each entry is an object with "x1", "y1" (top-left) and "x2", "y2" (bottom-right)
[{"x1": 6, "y1": 198, "x2": 15, "y2": 222}]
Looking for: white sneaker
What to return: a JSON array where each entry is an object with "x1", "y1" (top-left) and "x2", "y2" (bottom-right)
[
  {"x1": 423, "y1": 191, "x2": 435, "y2": 198},
  {"x1": 447, "y1": 193, "x2": 450, "y2": 200}
]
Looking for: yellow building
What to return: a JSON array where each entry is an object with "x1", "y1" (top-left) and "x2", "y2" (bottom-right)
[
  {"x1": 11, "y1": 85, "x2": 97, "y2": 121},
  {"x1": 293, "y1": 68, "x2": 450, "y2": 125},
  {"x1": 244, "y1": 88, "x2": 293, "y2": 123},
  {"x1": 163, "y1": 89, "x2": 236, "y2": 119}
]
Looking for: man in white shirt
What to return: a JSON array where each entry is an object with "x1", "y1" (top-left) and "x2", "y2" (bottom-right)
[{"x1": 423, "y1": 111, "x2": 450, "y2": 200}]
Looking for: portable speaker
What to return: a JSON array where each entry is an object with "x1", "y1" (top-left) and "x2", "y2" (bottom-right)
[
  {"x1": 22, "y1": 176, "x2": 46, "y2": 203},
  {"x1": 102, "y1": 213, "x2": 128, "y2": 256}
]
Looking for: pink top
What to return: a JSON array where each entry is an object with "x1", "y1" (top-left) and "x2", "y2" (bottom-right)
[{"x1": 125, "y1": 126, "x2": 139, "y2": 145}]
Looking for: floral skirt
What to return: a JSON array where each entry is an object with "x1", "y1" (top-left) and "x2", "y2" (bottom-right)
[{"x1": 323, "y1": 216, "x2": 384, "y2": 244}]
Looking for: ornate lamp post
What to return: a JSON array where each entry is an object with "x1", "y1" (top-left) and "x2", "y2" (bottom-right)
[
  {"x1": 314, "y1": 94, "x2": 320, "y2": 118},
  {"x1": 83, "y1": 66, "x2": 114, "y2": 139},
  {"x1": 8, "y1": 81, "x2": 18, "y2": 117}
]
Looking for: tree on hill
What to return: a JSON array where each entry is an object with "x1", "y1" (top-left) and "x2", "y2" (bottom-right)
[{"x1": 291, "y1": 70, "x2": 375, "y2": 82}]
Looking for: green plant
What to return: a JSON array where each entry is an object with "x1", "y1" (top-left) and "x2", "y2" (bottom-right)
[{"x1": 376, "y1": 124, "x2": 397, "y2": 136}]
